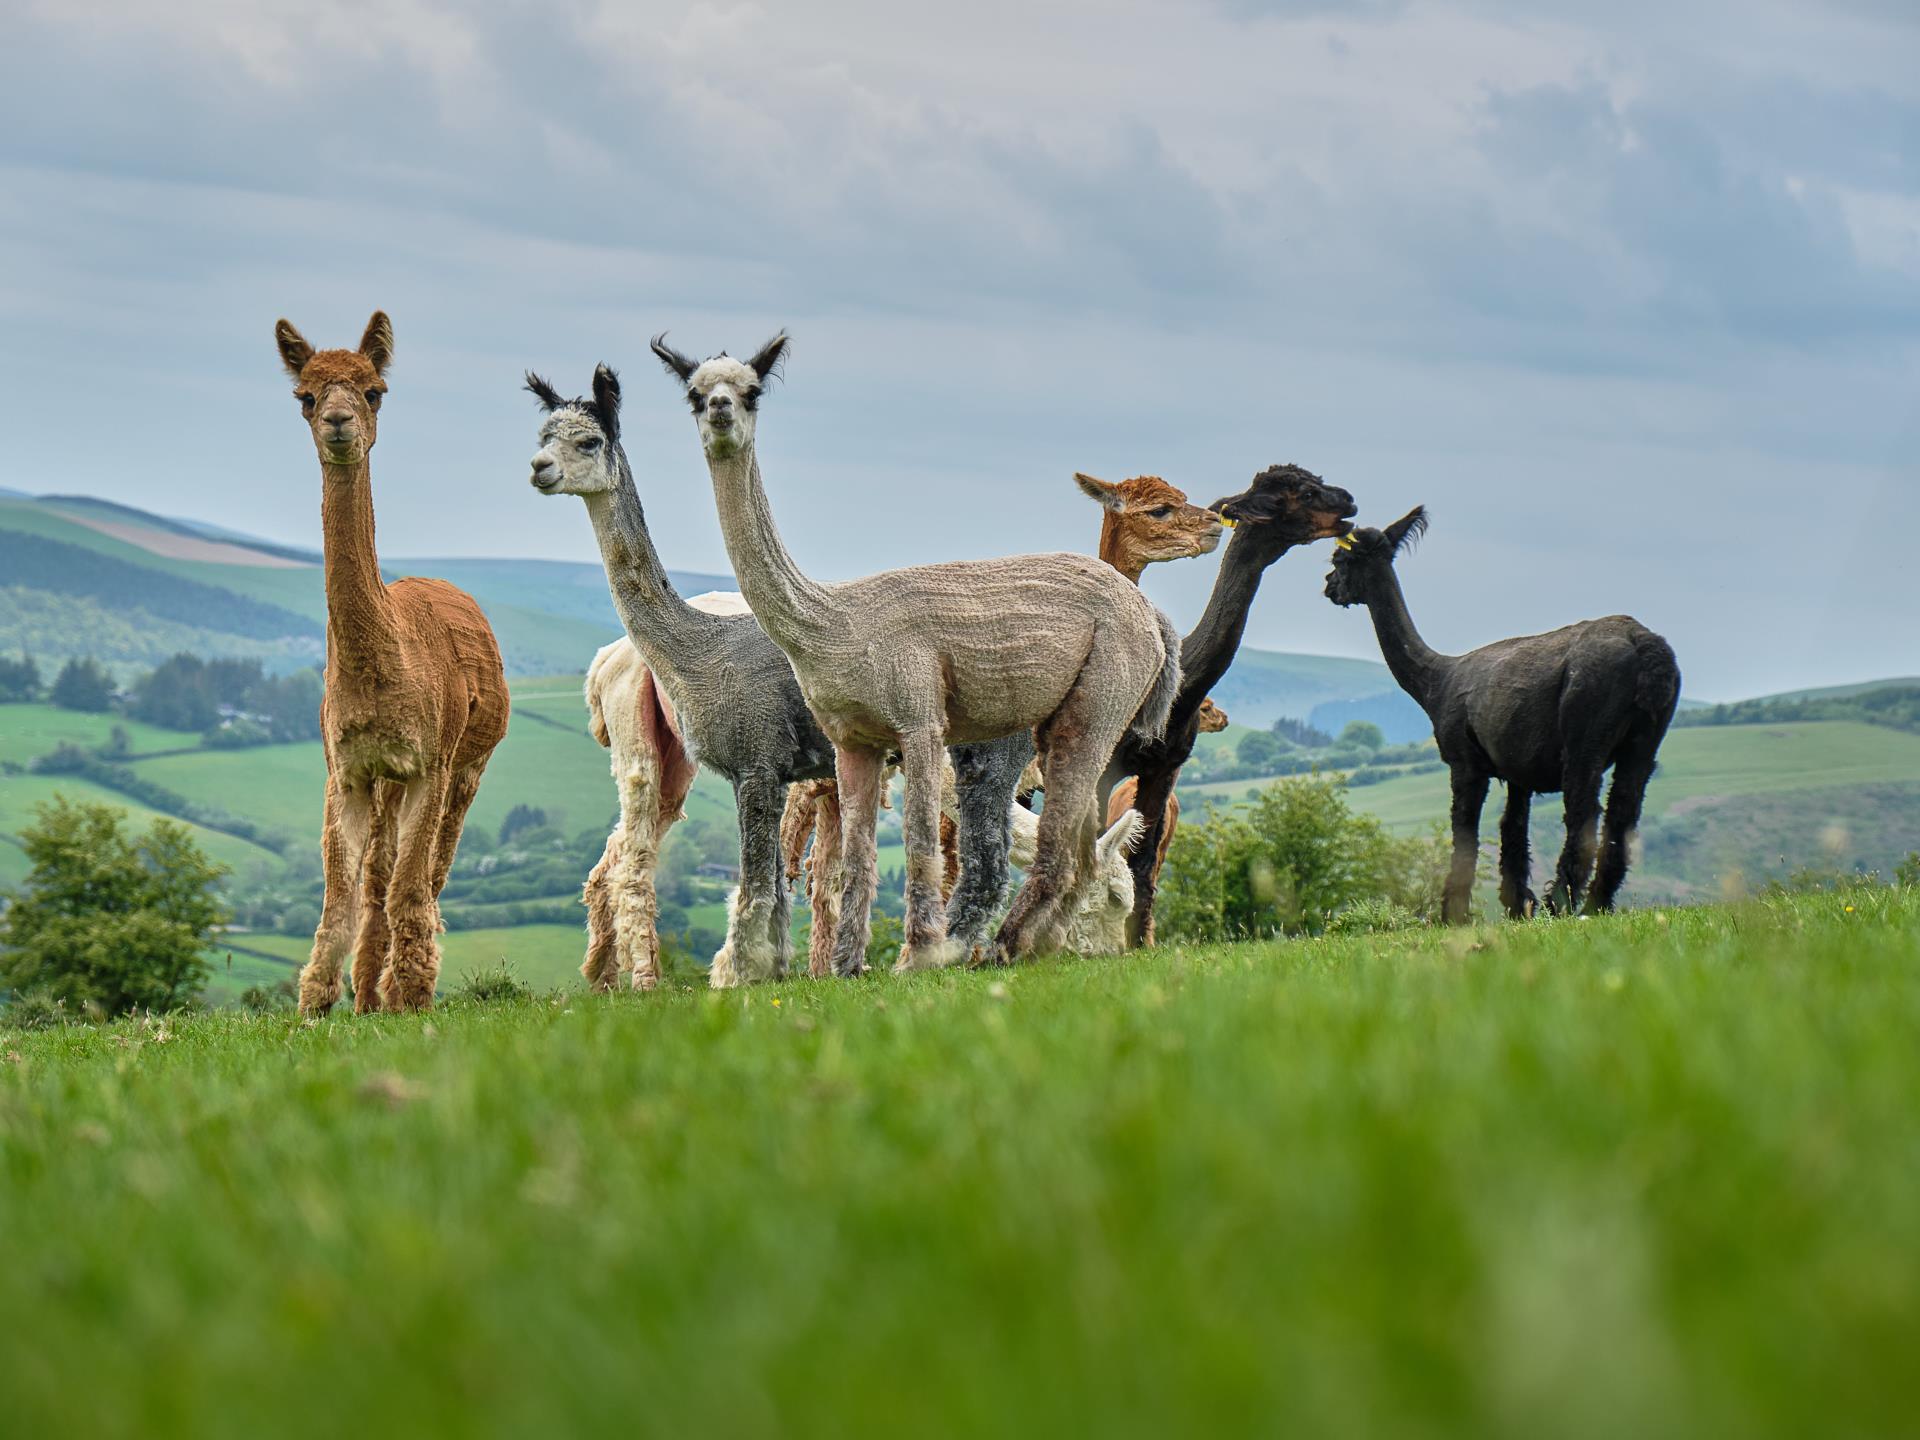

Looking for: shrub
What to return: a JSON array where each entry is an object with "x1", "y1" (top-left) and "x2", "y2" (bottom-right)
[
  {"x1": 447, "y1": 964, "x2": 534, "y2": 1005},
  {"x1": 50, "y1": 657, "x2": 115, "y2": 712},
  {"x1": 1156, "y1": 775, "x2": 1447, "y2": 943},
  {"x1": 2, "y1": 990, "x2": 74, "y2": 1032}
]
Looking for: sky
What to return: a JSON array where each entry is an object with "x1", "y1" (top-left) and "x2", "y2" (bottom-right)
[{"x1": 1, "y1": 0, "x2": 1916, "y2": 701}]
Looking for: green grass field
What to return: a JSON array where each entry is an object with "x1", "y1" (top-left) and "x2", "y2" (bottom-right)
[{"x1": 4, "y1": 891, "x2": 1917, "y2": 1437}]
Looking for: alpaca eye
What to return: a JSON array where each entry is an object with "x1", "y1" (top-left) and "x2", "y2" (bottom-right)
[
  {"x1": 577, "y1": 436, "x2": 601, "y2": 453},
  {"x1": 364, "y1": 390, "x2": 382, "y2": 409},
  {"x1": 1149, "y1": 506, "x2": 1172, "y2": 518},
  {"x1": 297, "y1": 392, "x2": 315, "y2": 414}
]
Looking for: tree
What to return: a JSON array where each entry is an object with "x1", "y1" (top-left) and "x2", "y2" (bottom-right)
[
  {"x1": 1272, "y1": 716, "x2": 1333, "y2": 749},
  {"x1": 1338, "y1": 719, "x2": 1386, "y2": 751},
  {"x1": 0, "y1": 797, "x2": 229, "y2": 1014},
  {"x1": 1236, "y1": 730, "x2": 1281, "y2": 771},
  {"x1": 499, "y1": 805, "x2": 550, "y2": 846},
  {"x1": 50, "y1": 657, "x2": 115, "y2": 712},
  {"x1": 0, "y1": 652, "x2": 41, "y2": 702}
]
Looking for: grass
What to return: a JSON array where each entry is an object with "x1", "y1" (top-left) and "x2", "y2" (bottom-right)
[
  {"x1": 209, "y1": 925, "x2": 593, "y2": 996},
  {"x1": 4, "y1": 891, "x2": 1918, "y2": 1437}
]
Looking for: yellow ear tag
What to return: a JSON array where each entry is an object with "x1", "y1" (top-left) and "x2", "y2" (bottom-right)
[
  {"x1": 1219, "y1": 517, "x2": 1236, "y2": 530},
  {"x1": 1334, "y1": 533, "x2": 1355, "y2": 550}
]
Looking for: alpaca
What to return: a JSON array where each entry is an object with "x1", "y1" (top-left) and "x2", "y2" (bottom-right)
[
  {"x1": 1324, "y1": 508, "x2": 1680, "y2": 921},
  {"x1": 780, "y1": 777, "x2": 961, "y2": 957},
  {"x1": 1105, "y1": 697, "x2": 1228, "y2": 877},
  {"x1": 1106, "y1": 464, "x2": 1359, "y2": 946},
  {"x1": 651, "y1": 332, "x2": 1180, "y2": 972},
  {"x1": 943, "y1": 472, "x2": 1225, "y2": 958},
  {"x1": 525, "y1": 367, "x2": 839, "y2": 987},
  {"x1": 275, "y1": 313, "x2": 509, "y2": 1014},
  {"x1": 578, "y1": 636, "x2": 697, "y2": 992}
]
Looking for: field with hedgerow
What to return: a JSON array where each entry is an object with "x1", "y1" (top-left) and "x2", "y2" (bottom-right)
[{"x1": 4, "y1": 890, "x2": 1918, "y2": 1438}]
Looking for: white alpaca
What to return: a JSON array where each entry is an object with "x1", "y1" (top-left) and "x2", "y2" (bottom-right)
[{"x1": 583, "y1": 591, "x2": 814, "y2": 991}]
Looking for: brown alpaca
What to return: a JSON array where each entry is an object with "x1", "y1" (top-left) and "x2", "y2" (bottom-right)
[
  {"x1": 276, "y1": 312, "x2": 510, "y2": 1014},
  {"x1": 1105, "y1": 697, "x2": 1228, "y2": 875}
]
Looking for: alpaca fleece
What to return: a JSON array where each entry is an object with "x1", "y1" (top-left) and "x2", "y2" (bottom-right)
[{"x1": 277, "y1": 312, "x2": 510, "y2": 1015}]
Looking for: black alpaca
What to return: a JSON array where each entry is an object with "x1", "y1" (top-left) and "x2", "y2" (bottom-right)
[
  {"x1": 1107, "y1": 463, "x2": 1358, "y2": 945},
  {"x1": 1324, "y1": 508, "x2": 1680, "y2": 922}
]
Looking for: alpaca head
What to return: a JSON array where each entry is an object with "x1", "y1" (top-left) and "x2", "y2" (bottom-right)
[
  {"x1": 1073, "y1": 472, "x2": 1224, "y2": 575},
  {"x1": 1324, "y1": 506, "x2": 1428, "y2": 608},
  {"x1": 650, "y1": 332, "x2": 789, "y2": 462},
  {"x1": 1196, "y1": 697, "x2": 1229, "y2": 734},
  {"x1": 524, "y1": 366, "x2": 625, "y2": 497},
  {"x1": 1078, "y1": 808, "x2": 1147, "y2": 952},
  {"x1": 1209, "y1": 463, "x2": 1357, "y2": 566},
  {"x1": 274, "y1": 312, "x2": 392, "y2": 468}
]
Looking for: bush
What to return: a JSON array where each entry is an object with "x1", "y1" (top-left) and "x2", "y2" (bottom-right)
[
  {"x1": 239, "y1": 979, "x2": 298, "y2": 1013},
  {"x1": 1338, "y1": 720, "x2": 1386, "y2": 751},
  {"x1": 0, "y1": 798, "x2": 229, "y2": 1014},
  {"x1": 0, "y1": 652, "x2": 42, "y2": 703},
  {"x1": 448, "y1": 964, "x2": 534, "y2": 1005},
  {"x1": 1155, "y1": 775, "x2": 1447, "y2": 943},
  {"x1": 1325, "y1": 898, "x2": 1425, "y2": 936},
  {"x1": 2, "y1": 990, "x2": 74, "y2": 1032}
]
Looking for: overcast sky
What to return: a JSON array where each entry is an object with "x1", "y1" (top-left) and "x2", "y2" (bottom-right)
[{"x1": 3, "y1": 0, "x2": 1916, "y2": 700}]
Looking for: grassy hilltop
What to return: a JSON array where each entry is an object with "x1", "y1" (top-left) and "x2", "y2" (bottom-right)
[{"x1": 3, "y1": 890, "x2": 1917, "y2": 1437}]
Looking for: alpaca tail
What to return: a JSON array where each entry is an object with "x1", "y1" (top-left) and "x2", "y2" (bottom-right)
[
  {"x1": 1127, "y1": 607, "x2": 1183, "y2": 743},
  {"x1": 1632, "y1": 628, "x2": 1681, "y2": 726}
]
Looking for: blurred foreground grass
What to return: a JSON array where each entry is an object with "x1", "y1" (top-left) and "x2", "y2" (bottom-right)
[{"x1": 3, "y1": 890, "x2": 1917, "y2": 1438}]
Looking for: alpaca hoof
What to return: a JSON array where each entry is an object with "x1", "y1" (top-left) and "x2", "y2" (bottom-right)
[
  {"x1": 833, "y1": 958, "x2": 868, "y2": 980},
  {"x1": 967, "y1": 943, "x2": 1014, "y2": 970}
]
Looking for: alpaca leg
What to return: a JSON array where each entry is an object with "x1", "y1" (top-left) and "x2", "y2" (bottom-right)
[
  {"x1": 426, "y1": 764, "x2": 485, "y2": 934},
  {"x1": 1123, "y1": 766, "x2": 1177, "y2": 950},
  {"x1": 1443, "y1": 768, "x2": 1489, "y2": 924},
  {"x1": 997, "y1": 702, "x2": 1104, "y2": 960},
  {"x1": 302, "y1": 777, "x2": 370, "y2": 1016},
  {"x1": 1588, "y1": 754, "x2": 1655, "y2": 913},
  {"x1": 711, "y1": 775, "x2": 790, "y2": 987},
  {"x1": 807, "y1": 786, "x2": 845, "y2": 979},
  {"x1": 1547, "y1": 766, "x2": 1604, "y2": 917},
  {"x1": 380, "y1": 772, "x2": 454, "y2": 1012},
  {"x1": 896, "y1": 728, "x2": 960, "y2": 972},
  {"x1": 613, "y1": 765, "x2": 665, "y2": 991},
  {"x1": 352, "y1": 780, "x2": 401, "y2": 1014},
  {"x1": 944, "y1": 735, "x2": 1030, "y2": 960},
  {"x1": 1497, "y1": 785, "x2": 1536, "y2": 919},
  {"x1": 582, "y1": 826, "x2": 623, "y2": 992},
  {"x1": 827, "y1": 746, "x2": 884, "y2": 979}
]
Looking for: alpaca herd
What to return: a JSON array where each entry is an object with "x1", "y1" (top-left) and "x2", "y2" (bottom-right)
[{"x1": 276, "y1": 312, "x2": 1679, "y2": 1015}]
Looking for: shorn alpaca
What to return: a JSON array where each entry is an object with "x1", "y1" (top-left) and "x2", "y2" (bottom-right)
[
  {"x1": 276, "y1": 313, "x2": 510, "y2": 1013},
  {"x1": 652, "y1": 332, "x2": 1180, "y2": 971},
  {"x1": 943, "y1": 471, "x2": 1225, "y2": 956},
  {"x1": 524, "y1": 367, "x2": 838, "y2": 986},
  {"x1": 1324, "y1": 507, "x2": 1680, "y2": 921},
  {"x1": 1106, "y1": 464, "x2": 1359, "y2": 946},
  {"x1": 578, "y1": 591, "x2": 752, "y2": 990}
]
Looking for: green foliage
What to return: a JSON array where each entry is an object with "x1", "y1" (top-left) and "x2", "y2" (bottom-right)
[
  {"x1": 1675, "y1": 683, "x2": 1920, "y2": 736},
  {"x1": 50, "y1": 656, "x2": 114, "y2": 712},
  {"x1": 238, "y1": 978, "x2": 297, "y2": 1013},
  {"x1": 1236, "y1": 729, "x2": 1281, "y2": 770},
  {"x1": 447, "y1": 963, "x2": 535, "y2": 1005},
  {"x1": 0, "y1": 651, "x2": 40, "y2": 702},
  {"x1": 129, "y1": 653, "x2": 321, "y2": 743},
  {"x1": 1899, "y1": 852, "x2": 1920, "y2": 888},
  {"x1": 1271, "y1": 714, "x2": 1333, "y2": 748},
  {"x1": 29, "y1": 743, "x2": 291, "y2": 855},
  {"x1": 0, "y1": 796, "x2": 229, "y2": 1014},
  {"x1": 1337, "y1": 718, "x2": 1386, "y2": 750},
  {"x1": 1324, "y1": 896, "x2": 1424, "y2": 935},
  {"x1": 498, "y1": 804, "x2": 550, "y2": 846},
  {"x1": 1156, "y1": 774, "x2": 1447, "y2": 942}
]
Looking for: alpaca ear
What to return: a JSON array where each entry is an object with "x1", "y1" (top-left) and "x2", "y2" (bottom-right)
[
  {"x1": 1384, "y1": 506, "x2": 1429, "y2": 557},
  {"x1": 1074, "y1": 472, "x2": 1125, "y2": 512},
  {"x1": 650, "y1": 333, "x2": 698, "y2": 383},
  {"x1": 524, "y1": 372, "x2": 566, "y2": 412},
  {"x1": 592, "y1": 364, "x2": 622, "y2": 442},
  {"x1": 1098, "y1": 809, "x2": 1146, "y2": 865},
  {"x1": 746, "y1": 331, "x2": 789, "y2": 385},
  {"x1": 275, "y1": 319, "x2": 313, "y2": 379},
  {"x1": 358, "y1": 311, "x2": 395, "y2": 376}
]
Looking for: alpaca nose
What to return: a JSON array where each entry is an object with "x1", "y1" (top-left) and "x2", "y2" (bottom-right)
[{"x1": 321, "y1": 409, "x2": 353, "y2": 431}]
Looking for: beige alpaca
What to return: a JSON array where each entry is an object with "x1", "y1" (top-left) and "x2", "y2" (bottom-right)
[
  {"x1": 578, "y1": 638, "x2": 697, "y2": 991},
  {"x1": 276, "y1": 312, "x2": 510, "y2": 1015},
  {"x1": 653, "y1": 333, "x2": 1179, "y2": 972},
  {"x1": 580, "y1": 593, "x2": 766, "y2": 991}
]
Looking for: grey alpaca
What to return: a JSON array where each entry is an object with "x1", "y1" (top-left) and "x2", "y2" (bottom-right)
[
  {"x1": 651, "y1": 332, "x2": 1181, "y2": 971},
  {"x1": 524, "y1": 365, "x2": 839, "y2": 984},
  {"x1": 1324, "y1": 507, "x2": 1680, "y2": 921}
]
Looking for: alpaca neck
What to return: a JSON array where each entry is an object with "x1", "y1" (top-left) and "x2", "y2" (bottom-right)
[
  {"x1": 581, "y1": 457, "x2": 718, "y2": 685},
  {"x1": 320, "y1": 460, "x2": 398, "y2": 671},
  {"x1": 1177, "y1": 529, "x2": 1275, "y2": 703},
  {"x1": 1364, "y1": 568, "x2": 1448, "y2": 709},
  {"x1": 704, "y1": 440, "x2": 832, "y2": 648},
  {"x1": 1096, "y1": 518, "x2": 1147, "y2": 584}
]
